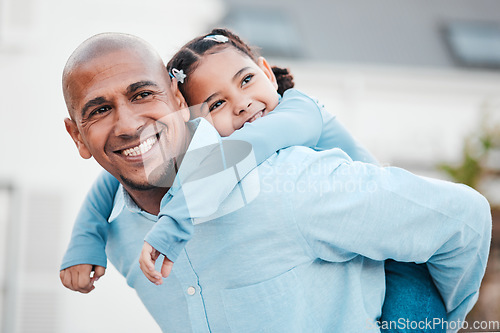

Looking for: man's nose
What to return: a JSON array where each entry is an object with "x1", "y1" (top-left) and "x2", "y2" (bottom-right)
[{"x1": 113, "y1": 103, "x2": 144, "y2": 137}]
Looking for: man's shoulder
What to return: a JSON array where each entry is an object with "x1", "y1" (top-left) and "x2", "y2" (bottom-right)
[
  {"x1": 274, "y1": 145, "x2": 353, "y2": 161},
  {"x1": 262, "y1": 146, "x2": 353, "y2": 175}
]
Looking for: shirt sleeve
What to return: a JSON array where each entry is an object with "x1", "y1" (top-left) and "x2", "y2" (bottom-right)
[
  {"x1": 227, "y1": 89, "x2": 324, "y2": 163},
  {"x1": 60, "y1": 170, "x2": 120, "y2": 270},
  {"x1": 145, "y1": 90, "x2": 326, "y2": 261},
  {"x1": 316, "y1": 108, "x2": 379, "y2": 165},
  {"x1": 289, "y1": 149, "x2": 491, "y2": 325}
]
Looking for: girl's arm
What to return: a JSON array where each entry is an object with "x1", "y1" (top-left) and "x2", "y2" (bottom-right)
[
  {"x1": 142, "y1": 89, "x2": 327, "y2": 264},
  {"x1": 60, "y1": 170, "x2": 119, "y2": 270},
  {"x1": 316, "y1": 108, "x2": 378, "y2": 165},
  {"x1": 227, "y1": 89, "x2": 324, "y2": 163},
  {"x1": 143, "y1": 89, "x2": 373, "y2": 266},
  {"x1": 230, "y1": 88, "x2": 378, "y2": 164}
]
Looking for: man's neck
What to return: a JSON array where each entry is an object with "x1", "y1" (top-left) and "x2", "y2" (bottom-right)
[{"x1": 126, "y1": 186, "x2": 169, "y2": 215}]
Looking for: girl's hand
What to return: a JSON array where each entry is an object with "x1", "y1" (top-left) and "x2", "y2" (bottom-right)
[
  {"x1": 60, "y1": 264, "x2": 105, "y2": 293},
  {"x1": 139, "y1": 241, "x2": 173, "y2": 285}
]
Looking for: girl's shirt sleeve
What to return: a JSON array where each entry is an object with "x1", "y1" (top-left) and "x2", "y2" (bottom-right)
[
  {"x1": 231, "y1": 88, "x2": 378, "y2": 165},
  {"x1": 146, "y1": 89, "x2": 381, "y2": 262},
  {"x1": 60, "y1": 171, "x2": 119, "y2": 270},
  {"x1": 145, "y1": 90, "x2": 328, "y2": 261},
  {"x1": 227, "y1": 89, "x2": 324, "y2": 163},
  {"x1": 316, "y1": 107, "x2": 379, "y2": 165}
]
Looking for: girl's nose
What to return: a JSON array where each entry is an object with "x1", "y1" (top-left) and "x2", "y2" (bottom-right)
[{"x1": 234, "y1": 99, "x2": 252, "y2": 116}]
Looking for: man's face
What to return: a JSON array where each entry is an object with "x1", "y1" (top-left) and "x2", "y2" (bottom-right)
[{"x1": 65, "y1": 49, "x2": 189, "y2": 190}]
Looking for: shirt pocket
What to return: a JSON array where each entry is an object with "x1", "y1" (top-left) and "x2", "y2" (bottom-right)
[{"x1": 221, "y1": 269, "x2": 321, "y2": 333}]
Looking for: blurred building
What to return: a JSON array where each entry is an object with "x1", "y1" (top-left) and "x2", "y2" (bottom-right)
[
  {"x1": 220, "y1": 0, "x2": 500, "y2": 68},
  {"x1": 0, "y1": 0, "x2": 499, "y2": 332},
  {"x1": 218, "y1": 0, "x2": 500, "y2": 196}
]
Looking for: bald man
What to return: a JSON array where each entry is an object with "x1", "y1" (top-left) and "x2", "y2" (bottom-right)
[{"x1": 60, "y1": 33, "x2": 491, "y2": 333}]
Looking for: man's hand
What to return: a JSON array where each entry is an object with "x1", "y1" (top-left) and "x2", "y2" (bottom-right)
[
  {"x1": 59, "y1": 264, "x2": 105, "y2": 293},
  {"x1": 139, "y1": 241, "x2": 173, "y2": 285}
]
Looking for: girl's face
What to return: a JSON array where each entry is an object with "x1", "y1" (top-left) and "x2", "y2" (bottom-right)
[{"x1": 185, "y1": 48, "x2": 280, "y2": 137}]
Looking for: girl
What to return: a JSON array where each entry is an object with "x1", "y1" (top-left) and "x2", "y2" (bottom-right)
[{"x1": 61, "y1": 28, "x2": 446, "y2": 329}]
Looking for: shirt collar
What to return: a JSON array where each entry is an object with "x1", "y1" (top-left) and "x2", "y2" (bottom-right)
[
  {"x1": 108, "y1": 118, "x2": 222, "y2": 223},
  {"x1": 167, "y1": 117, "x2": 223, "y2": 194}
]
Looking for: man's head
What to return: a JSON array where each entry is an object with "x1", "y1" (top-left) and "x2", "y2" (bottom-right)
[{"x1": 63, "y1": 33, "x2": 190, "y2": 196}]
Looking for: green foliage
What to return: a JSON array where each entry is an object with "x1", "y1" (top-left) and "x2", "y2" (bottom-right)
[
  {"x1": 438, "y1": 146, "x2": 482, "y2": 188},
  {"x1": 438, "y1": 115, "x2": 499, "y2": 190}
]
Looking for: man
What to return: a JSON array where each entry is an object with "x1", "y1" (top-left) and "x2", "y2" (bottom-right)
[{"x1": 61, "y1": 33, "x2": 491, "y2": 332}]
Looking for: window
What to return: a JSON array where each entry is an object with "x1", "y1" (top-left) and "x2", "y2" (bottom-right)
[
  {"x1": 444, "y1": 21, "x2": 500, "y2": 69},
  {"x1": 221, "y1": 7, "x2": 304, "y2": 58}
]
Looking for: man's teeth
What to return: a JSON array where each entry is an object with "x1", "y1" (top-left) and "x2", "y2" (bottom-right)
[{"x1": 122, "y1": 136, "x2": 157, "y2": 157}]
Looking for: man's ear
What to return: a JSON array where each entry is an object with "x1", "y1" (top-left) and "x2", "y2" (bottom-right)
[
  {"x1": 170, "y1": 79, "x2": 190, "y2": 122},
  {"x1": 64, "y1": 118, "x2": 92, "y2": 159},
  {"x1": 257, "y1": 57, "x2": 278, "y2": 91}
]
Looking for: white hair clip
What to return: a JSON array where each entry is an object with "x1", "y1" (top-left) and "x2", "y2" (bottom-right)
[
  {"x1": 203, "y1": 35, "x2": 229, "y2": 43},
  {"x1": 170, "y1": 68, "x2": 186, "y2": 84}
]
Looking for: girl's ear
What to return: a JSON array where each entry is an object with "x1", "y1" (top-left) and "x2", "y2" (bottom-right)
[
  {"x1": 170, "y1": 79, "x2": 190, "y2": 122},
  {"x1": 64, "y1": 118, "x2": 92, "y2": 159},
  {"x1": 257, "y1": 57, "x2": 278, "y2": 91}
]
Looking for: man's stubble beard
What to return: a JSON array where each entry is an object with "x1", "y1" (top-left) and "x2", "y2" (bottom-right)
[{"x1": 120, "y1": 157, "x2": 178, "y2": 191}]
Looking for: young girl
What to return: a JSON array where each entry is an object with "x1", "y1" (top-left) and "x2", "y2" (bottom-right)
[{"x1": 61, "y1": 28, "x2": 446, "y2": 327}]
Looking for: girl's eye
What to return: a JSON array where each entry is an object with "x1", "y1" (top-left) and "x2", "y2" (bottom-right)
[
  {"x1": 134, "y1": 91, "x2": 152, "y2": 101},
  {"x1": 241, "y1": 74, "x2": 254, "y2": 87},
  {"x1": 209, "y1": 100, "x2": 225, "y2": 112}
]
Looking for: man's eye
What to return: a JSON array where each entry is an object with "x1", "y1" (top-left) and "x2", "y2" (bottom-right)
[
  {"x1": 241, "y1": 74, "x2": 253, "y2": 87},
  {"x1": 209, "y1": 100, "x2": 225, "y2": 112},
  {"x1": 133, "y1": 91, "x2": 152, "y2": 101},
  {"x1": 89, "y1": 106, "x2": 111, "y2": 117}
]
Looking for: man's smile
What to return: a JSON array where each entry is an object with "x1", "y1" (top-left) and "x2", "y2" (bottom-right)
[
  {"x1": 120, "y1": 134, "x2": 159, "y2": 157},
  {"x1": 112, "y1": 130, "x2": 164, "y2": 162}
]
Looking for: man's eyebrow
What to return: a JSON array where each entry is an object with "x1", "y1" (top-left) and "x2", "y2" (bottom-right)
[
  {"x1": 126, "y1": 80, "x2": 159, "y2": 95},
  {"x1": 81, "y1": 96, "x2": 107, "y2": 118}
]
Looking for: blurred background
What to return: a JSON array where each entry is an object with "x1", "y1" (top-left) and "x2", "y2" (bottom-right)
[{"x1": 0, "y1": 0, "x2": 499, "y2": 332}]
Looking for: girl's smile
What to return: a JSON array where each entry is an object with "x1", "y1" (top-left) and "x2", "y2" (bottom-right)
[{"x1": 184, "y1": 48, "x2": 279, "y2": 137}]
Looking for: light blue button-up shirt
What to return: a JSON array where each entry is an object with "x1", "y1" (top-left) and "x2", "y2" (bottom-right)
[
  {"x1": 105, "y1": 118, "x2": 491, "y2": 333},
  {"x1": 145, "y1": 89, "x2": 379, "y2": 263},
  {"x1": 61, "y1": 89, "x2": 377, "y2": 270}
]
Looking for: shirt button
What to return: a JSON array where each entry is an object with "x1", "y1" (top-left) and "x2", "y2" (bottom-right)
[{"x1": 187, "y1": 286, "x2": 196, "y2": 296}]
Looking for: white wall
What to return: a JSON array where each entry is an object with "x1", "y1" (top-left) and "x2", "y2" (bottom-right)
[{"x1": 285, "y1": 61, "x2": 500, "y2": 167}]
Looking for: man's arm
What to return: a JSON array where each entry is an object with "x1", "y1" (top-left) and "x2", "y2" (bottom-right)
[
  {"x1": 60, "y1": 171, "x2": 119, "y2": 292},
  {"x1": 290, "y1": 149, "x2": 491, "y2": 324}
]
